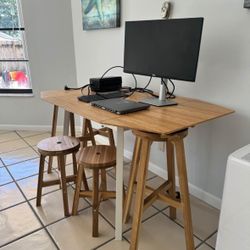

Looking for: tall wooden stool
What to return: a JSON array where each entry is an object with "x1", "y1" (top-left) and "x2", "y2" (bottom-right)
[
  {"x1": 72, "y1": 145, "x2": 116, "y2": 237},
  {"x1": 124, "y1": 129, "x2": 194, "y2": 250},
  {"x1": 36, "y1": 136, "x2": 80, "y2": 216}
]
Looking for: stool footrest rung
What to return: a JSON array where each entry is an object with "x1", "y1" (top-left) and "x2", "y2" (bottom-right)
[
  {"x1": 158, "y1": 193, "x2": 182, "y2": 208},
  {"x1": 42, "y1": 174, "x2": 76, "y2": 187},
  {"x1": 144, "y1": 181, "x2": 171, "y2": 210},
  {"x1": 79, "y1": 190, "x2": 116, "y2": 200}
]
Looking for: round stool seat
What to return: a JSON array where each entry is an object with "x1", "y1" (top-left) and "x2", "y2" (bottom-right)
[
  {"x1": 37, "y1": 136, "x2": 80, "y2": 156},
  {"x1": 78, "y1": 145, "x2": 116, "y2": 169}
]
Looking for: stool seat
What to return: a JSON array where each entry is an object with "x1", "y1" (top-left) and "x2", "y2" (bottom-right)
[
  {"x1": 37, "y1": 136, "x2": 80, "y2": 156},
  {"x1": 78, "y1": 145, "x2": 116, "y2": 168}
]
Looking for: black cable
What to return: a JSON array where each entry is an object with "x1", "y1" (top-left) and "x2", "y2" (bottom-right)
[
  {"x1": 161, "y1": 78, "x2": 176, "y2": 99},
  {"x1": 143, "y1": 76, "x2": 152, "y2": 90},
  {"x1": 100, "y1": 65, "x2": 138, "y2": 97},
  {"x1": 168, "y1": 79, "x2": 176, "y2": 99},
  {"x1": 64, "y1": 84, "x2": 90, "y2": 96},
  {"x1": 100, "y1": 65, "x2": 124, "y2": 79},
  {"x1": 64, "y1": 85, "x2": 82, "y2": 91},
  {"x1": 161, "y1": 78, "x2": 170, "y2": 97}
]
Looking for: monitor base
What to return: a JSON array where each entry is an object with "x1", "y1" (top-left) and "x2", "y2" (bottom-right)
[{"x1": 140, "y1": 98, "x2": 177, "y2": 107}]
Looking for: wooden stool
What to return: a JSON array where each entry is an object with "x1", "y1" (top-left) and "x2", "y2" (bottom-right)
[
  {"x1": 36, "y1": 136, "x2": 80, "y2": 216},
  {"x1": 78, "y1": 119, "x2": 116, "y2": 192},
  {"x1": 124, "y1": 129, "x2": 194, "y2": 250},
  {"x1": 72, "y1": 145, "x2": 116, "y2": 237}
]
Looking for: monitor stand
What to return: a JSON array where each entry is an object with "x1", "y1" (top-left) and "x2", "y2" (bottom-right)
[{"x1": 140, "y1": 80, "x2": 177, "y2": 107}]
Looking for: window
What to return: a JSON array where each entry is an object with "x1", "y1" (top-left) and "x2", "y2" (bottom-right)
[{"x1": 0, "y1": 0, "x2": 32, "y2": 94}]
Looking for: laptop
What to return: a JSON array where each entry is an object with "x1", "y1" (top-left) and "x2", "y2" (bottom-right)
[{"x1": 91, "y1": 98, "x2": 150, "y2": 115}]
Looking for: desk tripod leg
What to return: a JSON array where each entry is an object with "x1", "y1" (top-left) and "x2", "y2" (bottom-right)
[
  {"x1": 130, "y1": 138, "x2": 151, "y2": 250},
  {"x1": 123, "y1": 137, "x2": 141, "y2": 223},
  {"x1": 48, "y1": 105, "x2": 58, "y2": 174},
  {"x1": 173, "y1": 137, "x2": 194, "y2": 250},
  {"x1": 166, "y1": 140, "x2": 176, "y2": 219}
]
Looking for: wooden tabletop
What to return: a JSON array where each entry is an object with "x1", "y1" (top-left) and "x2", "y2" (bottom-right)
[{"x1": 41, "y1": 89, "x2": 234, "y2": 135}]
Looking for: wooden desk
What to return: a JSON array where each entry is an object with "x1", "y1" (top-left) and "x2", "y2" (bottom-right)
[{"x1": 41, "y1": 89, "x2": 233, "y2": 244}]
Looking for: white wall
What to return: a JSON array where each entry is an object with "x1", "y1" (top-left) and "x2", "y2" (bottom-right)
[
  {"x1": 0, "y1": 0, "x2": 77, "y2": 128},
  {"x1": 71, "y1": 0, "x2": 250, "y2": 207}
]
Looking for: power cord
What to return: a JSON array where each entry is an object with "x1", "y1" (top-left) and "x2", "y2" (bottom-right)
[
  {"x1": 64, "y1": 84, "x2": 89, "y2": 95},
  {"x1": 99, "y1": 65, "x2": 138, "y2": 97},
  {"x1": 161, "y1": 78, "x2": 176, "y2": 99}
]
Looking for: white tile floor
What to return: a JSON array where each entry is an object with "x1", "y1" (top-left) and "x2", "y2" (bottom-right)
[{"x1": 0, "y1": 130, "x2": 218, "y2": 249}]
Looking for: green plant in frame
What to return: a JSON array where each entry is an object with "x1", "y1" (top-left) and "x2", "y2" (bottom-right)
[{"x1": 81, "y1": 0, "x2": 120, "y2": 30}]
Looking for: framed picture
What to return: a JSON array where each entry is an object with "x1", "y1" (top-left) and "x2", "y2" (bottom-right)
[
  {"x1": 244, "y1": 0, "x2": 250, "y2": 8},
  {"x1": 81, "y1": 0, "x2": 121, "y2": 30}
]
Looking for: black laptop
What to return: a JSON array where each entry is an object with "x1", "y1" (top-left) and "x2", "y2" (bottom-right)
[{"x1": 91, "y1": 98, "x2": 150, "y2": 115}]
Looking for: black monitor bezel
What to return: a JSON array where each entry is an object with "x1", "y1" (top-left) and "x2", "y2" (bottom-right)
[{"x1": 123, "y1": 18, "x2": 204, "y2": 82}]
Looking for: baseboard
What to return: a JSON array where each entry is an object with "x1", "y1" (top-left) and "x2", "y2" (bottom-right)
[
  {"x1": 0, "y1": 124, "x2": 82, "y2": 132},
  {"x1": 124, "y1": 149, "x2": 221, "y2": 209}
]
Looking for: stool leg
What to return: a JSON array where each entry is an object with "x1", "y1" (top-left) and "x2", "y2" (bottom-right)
[
  {"x1": 48, "y1": 105, "x2": 58, "y2": 173},
  {"x1": 166, "y1": 140, "x2": 176, "y2": 219},
  {"x1": 130, "y1": 138, "x2": 151, "y2": 250},
  {"x1": 72, "y1": 165, "x2": 84, "y2": 215},
  {"x1": 82, "y1": 168, "x2": 89, "y2": 191},
  {"x1": 36, "y1": 155, "x2": 46, "y2": 206},
  {"x1": 100, "y1": 169, "x2": 107, "y2": 192},
  {"x1": 72, "y1": 153, "x2": 78, "y2": 184},
  {"x1": 58, "y1": 155, "x2": 70, "y2": 217},
  {"x1": 123, "y1": 137, "x2": 141, "y2": 224},
  {"x1": 173, "y1": 138, "x2": 194, "y2": 250},
  {"x1": 92, "y1": 169, "x2": 99, "y2": 237}
]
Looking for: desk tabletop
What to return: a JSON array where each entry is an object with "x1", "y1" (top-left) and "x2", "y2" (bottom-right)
[{"x1": 41, "y1": 89, "x2": 234, "y2": 135}]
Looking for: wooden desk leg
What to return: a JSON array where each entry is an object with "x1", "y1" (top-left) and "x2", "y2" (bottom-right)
[
  {"x1": 63, "y1": 111, "x2": 70, "y2": 136},
  {"x1": 69, "y1": 112, "x2": 76, "y2": 137},
  {"x1": 123, "y1": 137, "x2": 141, "y2": 223},
  {"x1": 115, "y1": 127, "x2": 124, "y2": 240},
  {"x1": 173, "y1": 138, "x2": 194, "y2": 250},
  {"x1": 166, "y1": 140, "x2": 176, "y2": 219},
  {"x1": 48, "y1": 105, "x2": 58, "y2": 174},
  {"x1": 130, "y1": 138, "x2": 151, "y2": 250}
]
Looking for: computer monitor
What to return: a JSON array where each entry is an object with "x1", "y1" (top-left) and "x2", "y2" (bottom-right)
[{"x1": 123, "y1": 17, "x2": 204, "y2": 106}]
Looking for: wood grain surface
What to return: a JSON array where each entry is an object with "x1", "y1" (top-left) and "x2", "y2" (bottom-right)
[{"x1": 41, "y1": 89, "x2": 234, "y2": 135}]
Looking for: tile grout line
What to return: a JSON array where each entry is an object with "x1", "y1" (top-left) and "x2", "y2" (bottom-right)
[
  {"x1": 0, "y1": 130, "x2": 43, "y2": 155},
  {"x1": 0, "y1": 186, "x2": 64, "y2": 213},
  {"x1": 195, "y1": 231, "x2": 217, "y2": 250},
  {"x1": 1, "y1": 144, "x2": 60, "y2": 250},
  {"x1": 15, "y1": 130, "x2": 44, "y2": 156},
  {"x1": 160, "y1": 207, "x2": 217, "y2": 249},
  {"x1": 0, "y1": 228, "x2": 44, "y2": 249},
  {"x1": 159, "y1": 206, "x2": 207, "y2": 243},
  {"x1": 3, "y1": 156, "x2": 39, "y2": 168}
]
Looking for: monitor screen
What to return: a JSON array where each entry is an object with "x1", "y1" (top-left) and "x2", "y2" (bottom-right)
[{"x1": 124, "y1": 18, "x2": 204, "y2": 82}]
